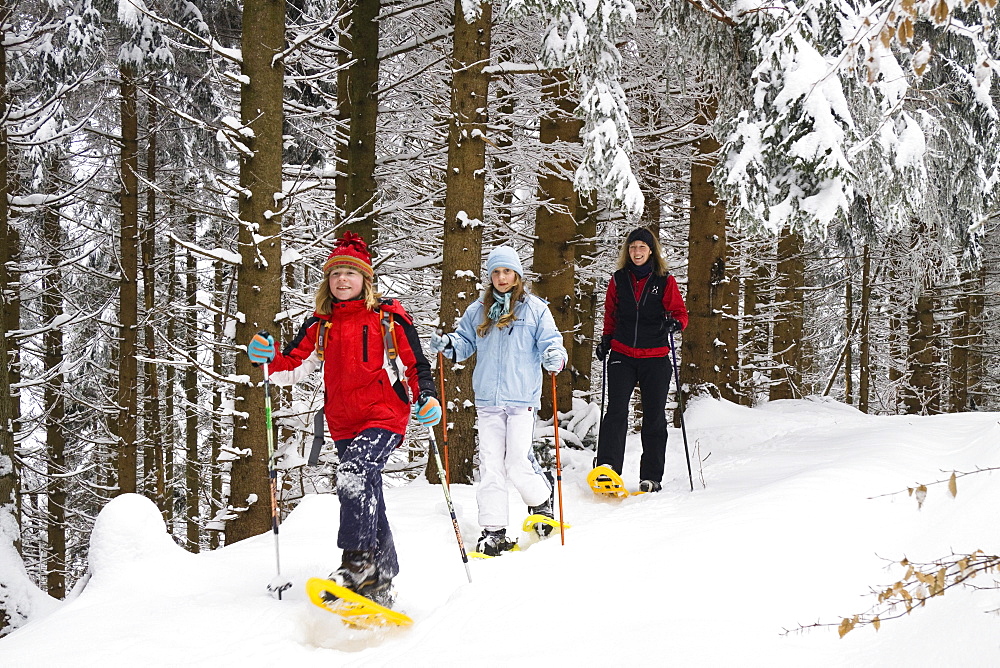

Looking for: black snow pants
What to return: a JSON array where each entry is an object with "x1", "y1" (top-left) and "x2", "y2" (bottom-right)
[{"x1": 595, "y1": 351, "x2": 671, "y2": 483}]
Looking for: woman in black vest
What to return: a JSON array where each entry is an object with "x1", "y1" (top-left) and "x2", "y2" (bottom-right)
[{"x1": 595, "y1": 227, "x2": 688, "y2": 492}]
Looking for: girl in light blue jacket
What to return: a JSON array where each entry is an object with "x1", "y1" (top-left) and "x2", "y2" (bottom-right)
[{"x1": 430, "y1": 246, "x2": 567, "y2": 555}]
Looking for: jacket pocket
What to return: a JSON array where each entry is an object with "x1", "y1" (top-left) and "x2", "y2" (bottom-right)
[{"x1": 362, "y1": 325, "x2": 369, "y2": 363}]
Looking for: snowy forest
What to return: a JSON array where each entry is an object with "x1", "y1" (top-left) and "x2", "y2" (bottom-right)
[{"x1": 1, "y1": 0, "x2": 999, "y2": 637}]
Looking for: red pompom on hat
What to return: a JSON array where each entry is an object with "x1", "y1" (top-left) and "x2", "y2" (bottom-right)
[{"x1": 323, "y1": 231, "x2": 373, "y2": 278}]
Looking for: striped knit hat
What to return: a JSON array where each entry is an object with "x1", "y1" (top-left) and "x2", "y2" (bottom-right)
[{"x1": 323, "y1": 231, "x2": 373, "y2": 278}]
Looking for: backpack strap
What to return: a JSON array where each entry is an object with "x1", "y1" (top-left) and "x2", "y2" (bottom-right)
[
  {"x1": 316, "y1": 320, "x2": 328, "y2": 362},
  {"x1": 379, "y1": 301, "x2": 410, "y2": 403}
]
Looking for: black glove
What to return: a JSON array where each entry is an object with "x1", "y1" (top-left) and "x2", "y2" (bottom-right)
[
  {"x1": 663, "y1": 317, "x2": 683, "y2": 334},
  {"x1": 595, "y1": 334, "x2": 613, "y2": 361}
]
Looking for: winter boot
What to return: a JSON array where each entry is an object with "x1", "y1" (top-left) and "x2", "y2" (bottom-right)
[
  {"x1": 639, "y1": 480, "x2": 662, "y2": 493},
  {"x1": 528, "y1": 472, "x2": 556, "y2": 537},
  {"x1": 476, "y1": 528, "x2": 517, "y2": 557},
  {"x1": 330, "y1": 549, "x2": 378, "y2": 594},
  {"x1": 358, "y1": 572, "x2": 395, "y2": 609}
]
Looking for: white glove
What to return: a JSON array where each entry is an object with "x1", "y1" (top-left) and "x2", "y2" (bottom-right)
[
  {"x1": 541, "y1": 347, "x2": 565, "y2": 373},
  {"x1": 429, "y1": 331, "x2": 452, "y2": 354}
]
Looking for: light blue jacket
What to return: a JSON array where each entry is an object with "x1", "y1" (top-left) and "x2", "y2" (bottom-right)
[{"x1": 447, "y1": 293, "x2": 567, "y2": 408}]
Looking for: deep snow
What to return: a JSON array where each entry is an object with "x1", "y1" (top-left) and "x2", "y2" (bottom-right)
[{"x1": 2, "y1": 397, "x2": 999, "y2": 667}]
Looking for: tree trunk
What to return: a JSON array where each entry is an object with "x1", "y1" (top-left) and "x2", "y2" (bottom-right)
[
  {"x1": 164, "y1": 235, "x2": 178, "y2": 533},
  {"x1": 210, "y1": 258, "x2": 227, "y2": 549},
  {"x1": 684, "y1": 95, "x2": 737, "y2": 402},
  {"x1": 904, "y1": 288, "x2": 935, "y2": 414},
  {"x1": 338, "y1": 0, "x2": 381, "y2": 251},
  {"x1": 117, "y1": 63, "x2": 140, "y2": 495},
  {"x1": 769, "y1": 227, "x2": 804, "y2": 401},
  {"x1": 432, "y1": 0, "x2": 492, "y2": 485},
  {"x1": 966, "y1": 269, "x2": 986, "y2": 409},
  {"x1": 229, "y1": 0, "x2": 285, "y2": 543},
  {"x1": 185, "y1": 236, "x2": 200, "y2": 552},
  {"x1": 0, "y1": 17, "x2": 16, "y2": 633},
  {"x1": 950, "y1": 273, "x2": 970, "y2": 413},
  {"x1": 858, "y1": 245, "x2": 872, "y2": 413},
  {"x1": 845, "y1": 277, "x2": 853, "y2": 404},
  {"x1": 533, "y1": 71, "x2": 578, "y2": 419},
  {"x1": 143, "y1": 87, "x2": 166, "y2": 512},
  {"x1": 492, "y1": 78, "x2": 515, "y2": 233},
  {"x1": 0, "y1": 10, "x2": 19, "y2": 576},
  {"x1": 571, "y1": 193, "x2": 598, "y2": 402},
  {"x1": 42, "y1": 170, "x2": 66, "y2": 598}
]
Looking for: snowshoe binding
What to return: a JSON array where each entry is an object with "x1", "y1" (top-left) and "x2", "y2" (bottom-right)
[{"x1": 475, "y1": 528, "x2": 518, "y2": 557}]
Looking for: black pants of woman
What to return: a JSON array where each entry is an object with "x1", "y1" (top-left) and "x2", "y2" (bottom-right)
[{"x1": 596, "y1": 351, "x2": 671, "y2": 483}]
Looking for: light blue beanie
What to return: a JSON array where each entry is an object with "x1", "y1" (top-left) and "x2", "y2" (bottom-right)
[{"x1": 485, "y1": 246, "x2": 524, "y2": 278}]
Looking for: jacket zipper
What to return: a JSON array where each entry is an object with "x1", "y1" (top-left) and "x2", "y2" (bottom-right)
[{"x1": 362, "y1": 325, "x2": 369, "y2": 362}]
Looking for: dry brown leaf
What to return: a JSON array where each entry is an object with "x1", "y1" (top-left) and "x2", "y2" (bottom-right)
[
  {"x1": 948, "y1": 472, "x2": 957, "y2": 498},
  {"x1": 915, "y1": 484, "x2": 928, "y2": 509},
  {"x1": 931, "y1": 0, "x2": 950, "y2": 24},
  {"x1": 873, "y1": 616, "x2": 881, "y2": 631}
]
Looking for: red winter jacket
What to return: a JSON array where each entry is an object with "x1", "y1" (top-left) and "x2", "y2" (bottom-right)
[{"x1": 267, "y1": 299, "x2": 435, "y2": 441}]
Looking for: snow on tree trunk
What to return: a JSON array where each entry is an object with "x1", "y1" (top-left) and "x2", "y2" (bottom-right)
[{"x1": 230, "y1": 0, "x2": 285, "y2": 543}]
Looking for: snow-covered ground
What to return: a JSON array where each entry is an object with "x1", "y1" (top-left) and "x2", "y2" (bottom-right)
[{"x1": 2, "y1": 397, "x2": 999, "y2": 667}]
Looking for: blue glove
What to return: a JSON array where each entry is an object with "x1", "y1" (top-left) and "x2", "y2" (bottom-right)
[
  {"x1": 247, "y1": 333, "x2": 275, "y2": 365},
  {"x1": 414, "y1": 393, "x2": 442, "y2": 427},
  {"x1": 429, "y1": 331, "x2": 453, "y2": 354},
  {"x1": 541, "y1": 346, "x2": 565, "y2": 373}
]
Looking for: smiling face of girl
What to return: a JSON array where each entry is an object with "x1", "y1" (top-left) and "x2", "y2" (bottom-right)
[{"x1": 328, "y1": 267, "x2": 364, "y2": 301}]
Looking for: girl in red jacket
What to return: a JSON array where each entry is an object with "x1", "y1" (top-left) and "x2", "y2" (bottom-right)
[
  {"x1": 246, "y1": 232, "x2": 440, "y2": 606},
  {"x1": 594, "y1": 227, "x2": 688, "y2": 493}
]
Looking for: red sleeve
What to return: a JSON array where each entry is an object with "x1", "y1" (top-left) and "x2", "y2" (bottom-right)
[
  {"x1": 663, "y1": 276, "x2": 688, "y2": 330},
  {"x1": 602, "y1": 277, "x2": 618, "y2": 336},
  {"x1": 268, "y1": 316, "x2": 319, "y2": 373}
]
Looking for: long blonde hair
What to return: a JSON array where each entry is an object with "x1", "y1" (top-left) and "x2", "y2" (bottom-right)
[
  {"x1": 615, "y1": 228, "x2": 667, "y2": 276},
  {"x1": 477, "y1": 276, "x2": 526, "y2": 337},
  {"x1": 315, "y1": 270, "x2": 382, "y2": 314}
]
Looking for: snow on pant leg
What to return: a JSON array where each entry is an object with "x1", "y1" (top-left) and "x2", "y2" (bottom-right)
[
  {"x1": 596, "y1": 351, "x2": 638, "y2": 473},
  {"x1": 502, "y1": 407, "x2": 550, "y2": 508},
  {"x1": 476, "y1": 407, "x2": 512, "y2": 529},
  {"x1": 636, "y1": 355, "x2": 670, "y2": 483},
  {"x1": 334, "y1": 428, "x2": 401, "y2": 577}
]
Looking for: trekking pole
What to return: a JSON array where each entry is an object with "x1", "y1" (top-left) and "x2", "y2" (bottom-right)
[
  {"x1": 427, "y1": 425, "x2": 472, "y2": 583},
  {"x1": 600, "y1": 354, "x2": 607, "y2": 424},
  {"x1": 550, "y1": 372, "x2": 566, "y2": 545},
  {"x1": 260, "y1": 331, "x2": 292, "y2": 599},
  {"x1": 668, "y1": 331, "x2": 694, "y2": 492},
  {"x1": 437, "y1": 349, "x2": 450, "y2": 485}
]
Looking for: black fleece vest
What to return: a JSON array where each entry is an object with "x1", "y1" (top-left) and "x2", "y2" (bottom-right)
[{"x1": 611, "y1": 268, "x2": 669, "y2": 349}]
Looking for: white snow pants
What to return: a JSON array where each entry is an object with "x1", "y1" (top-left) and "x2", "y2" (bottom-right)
[{"x1": 476, "y1": 406, "x2": 551, "y2": 529}]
